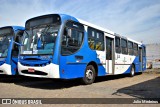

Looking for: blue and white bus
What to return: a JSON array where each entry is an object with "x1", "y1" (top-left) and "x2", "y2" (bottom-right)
[
  {"x1": 18, "y1": 14, "x2": 146, "y2": 84},
  {"x1": 0, "y1": 26, "x2": 24, "y2": 75}
]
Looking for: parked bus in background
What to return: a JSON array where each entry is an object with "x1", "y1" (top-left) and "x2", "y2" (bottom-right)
[
  {"x1": 0, "y1": 26, "x2": 24, "y2": 75},
  {"x1": 18, "y1": 14, "x2": 146, "y2": 84}
]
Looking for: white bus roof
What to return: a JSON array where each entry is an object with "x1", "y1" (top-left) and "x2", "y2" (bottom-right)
[
  {"x1": 77, "y1": 18, "x2": 114, "y2": 35},
  {"x1": 127, "y1": 38, "x2": 142, "y2": 45},
  {"x1": 77, "y1": 18, "x2": 142, "y2": 45}
]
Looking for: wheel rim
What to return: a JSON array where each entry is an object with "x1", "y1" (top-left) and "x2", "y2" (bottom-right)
[{"x1": 86, "y1": 69, "x2": 93, "y2": 80}]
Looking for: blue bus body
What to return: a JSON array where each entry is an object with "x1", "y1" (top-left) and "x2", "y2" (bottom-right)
[
  {"x1": 0, "y1": 26, "x2": 24, "y2": 75},
  {"x1": 18, "y1": 14, "x2": 146, "y2": 84}
]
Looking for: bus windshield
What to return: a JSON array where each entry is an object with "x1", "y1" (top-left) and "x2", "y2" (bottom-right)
[
  {"x1": 0, "y1": 35, "x2": 12, "y2": 57},
  {"x1": 20, "y1": 25, "x2": 59, "y2": 55}
]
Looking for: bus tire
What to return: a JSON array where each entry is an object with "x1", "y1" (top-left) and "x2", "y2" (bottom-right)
[
  {"x1": 130, "y1": 65, "x2": 135, "y2": 77},
  {"x1": 82, "y1": 65, "x2": 96, "y2": 85}
]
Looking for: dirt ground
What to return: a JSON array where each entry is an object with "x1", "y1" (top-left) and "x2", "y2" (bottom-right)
[{"x1": 0, "y1": 69, "x2": 160, "y2": 106}]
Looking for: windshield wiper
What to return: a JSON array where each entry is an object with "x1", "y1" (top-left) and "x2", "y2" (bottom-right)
[{"x1": 41, "y1": 25, "x2": 51, "y2": 36}]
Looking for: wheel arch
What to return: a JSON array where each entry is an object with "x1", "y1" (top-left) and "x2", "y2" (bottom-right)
[{"x1": 87, "y1": 61, "x2": 98, "y2": 76}]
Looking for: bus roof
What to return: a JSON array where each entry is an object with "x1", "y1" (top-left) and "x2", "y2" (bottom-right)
[
  {"x1": 25, "y1": 14, "x2": 143, "y2": 45},
  {"x1": 127, "y1": 38, "x2": 142, "y2": 45},
  {"x1": 0, "y1": 26, "x2": 25, "y2": 32},
  {"x1": 77, "y1": 18, "x2": 114, "y2": 35},
  {"x1": 60, "y1": 14, "x2": 143, "y2": 45},
  {"x1": 11, "y1": 26, "x2": 25, "y2": 31}
]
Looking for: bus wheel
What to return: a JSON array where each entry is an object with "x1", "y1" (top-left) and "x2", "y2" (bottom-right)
[
  {"x1": 130, "y1": 65, "x2": 135, "y2": 77},
  {"x1": 82, "y1": 65, "x2": 96, "y2": 85}
]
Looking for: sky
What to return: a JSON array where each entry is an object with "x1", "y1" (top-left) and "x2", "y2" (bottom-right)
[{"x1": 0, "y1": 0, "x2": 160, "y2": 44}]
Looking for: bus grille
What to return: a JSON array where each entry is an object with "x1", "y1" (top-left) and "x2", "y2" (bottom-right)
[{"x1": 20, "y1": 62, "x2": 50, "y2": 67}]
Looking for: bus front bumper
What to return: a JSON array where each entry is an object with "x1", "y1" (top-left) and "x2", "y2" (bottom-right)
[
  {"x1": 18, "y1": 62, "x2": 60, "y2": 78},
  {"x1": 0, "y1": 63, "x2": 12, "y2": 75}
]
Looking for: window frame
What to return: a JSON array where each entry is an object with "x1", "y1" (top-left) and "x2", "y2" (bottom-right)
[
  {"x1": 61, "y1": 21, "x2": 85, "y2": 56},
  {"x1": 87, "y1": 27, "x2": 105, "y2": 51}
]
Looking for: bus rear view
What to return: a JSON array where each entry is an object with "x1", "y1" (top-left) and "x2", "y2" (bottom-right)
[{"x1": 0, "y1": 26, "x2": 24, "y2": 75}]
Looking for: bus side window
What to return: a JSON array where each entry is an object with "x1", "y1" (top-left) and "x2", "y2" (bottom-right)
[
  {"x1": 95, "y1": 32, "x2": 104, "y2": 51},
  {"x1": 61, "y1": 21, "x2": 84, "y2": 55},
  {"x1": 88, "y1": 27, "x2": 104, "y2": 51},
  {"x1": 115, "y1": 37, "x2": 121, "y2": 53},
  {"x1": 133, "y1": 43, "x2": 138, "y2": 56},
  {"x1": 121, "y1": 39, "x2": 128, "y2": 55},
  {"x1": 128, "y1": 41, "x2": 133, "y2": 55},
  {"x1": 88, "y1": 30, "x2": 95, "y2": 50}
]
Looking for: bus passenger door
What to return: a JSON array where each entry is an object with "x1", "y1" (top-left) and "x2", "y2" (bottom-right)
[
  {"x1": 139, "y1": 47, "x2": 143, "y2": 71},
  {"x1": 105, "y1": 37, "x2": 114, "y2": 74}
]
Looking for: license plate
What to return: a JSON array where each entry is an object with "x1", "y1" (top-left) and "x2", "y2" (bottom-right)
[{"x1": 28, "y1": 68, "x2": 35, "y2": 72}]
